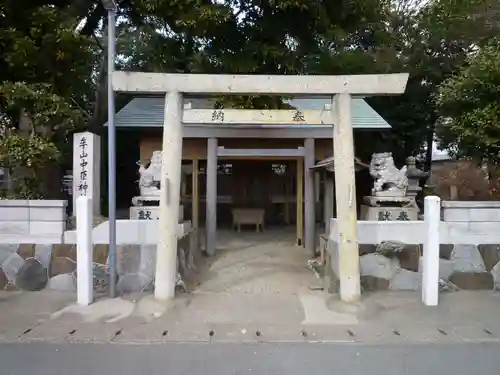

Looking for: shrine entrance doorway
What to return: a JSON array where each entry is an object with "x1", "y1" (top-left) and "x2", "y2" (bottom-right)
[
  {"x1": 185, "y1": 157, "x2": 305, "y2": 247},
  {"x1": 218, "y1": 159, "x2": 297, "y2": 231}
]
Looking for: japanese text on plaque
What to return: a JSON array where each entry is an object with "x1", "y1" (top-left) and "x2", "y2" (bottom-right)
[{"x1": 77, "y1": 136, "x2": 89, "y2": 195}]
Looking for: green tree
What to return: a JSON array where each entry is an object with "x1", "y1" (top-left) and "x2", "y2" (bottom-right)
[
  {"x1": 364, "y1": 0, "x2": 500, "y2": 166},
  {"x1": 112, "y1": 0, "x2": 478, "y2": 165},
  {"x1": 436, "y1": 37, "x2": 500, "y2": 163},
  {"x1": 117, "y1": 0, "x2": 393, "y2": 109},
  {"x1": 0, "y1": 4, "x2": 95, "y2": 198}
]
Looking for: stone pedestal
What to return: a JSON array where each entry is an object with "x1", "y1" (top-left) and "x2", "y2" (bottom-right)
[
  {"x1": 129, "y1": 200, "x2": 183, "y2": 222},
  {"x1": 131, "y1": 196, "x2": 161, "y2": 206},
  {"x1": 361, "y1": 195, "x2": 418, "y2": 221},
  {"x1": 361, "y1": 206, "x2": 419, "y2": 221}
]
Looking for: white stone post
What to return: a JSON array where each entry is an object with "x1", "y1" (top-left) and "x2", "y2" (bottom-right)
[
  {"x1": 73, "y1": 132, "x2": 101, "y2": 217},
  {"x1": 332, "y1": 93, "x2": 361, "y2": 302},
  {"x1": 422, "y1": 195, "x2": 441, "y2": 306},
  {"x1": 206, "y1": 138, "x2": 218, "y2": 256},
  {"x1": 155, "y1": 91, "x2": 183, "y2": 300},
  {"x1": 304, "y1": 138, "x2": 316, "y2": 255},
  {"x1": 76, "y1": 196, "x2": 93, "y2": 306}
]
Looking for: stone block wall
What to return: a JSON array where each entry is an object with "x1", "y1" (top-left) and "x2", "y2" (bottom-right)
[
  {"x1": 0, "y1": 200, "x2": 67, "y2": 238},
  {"x1": 442, "y1": 201, "x2": 500, "y2": 222},
  {"x1": 0, "y1": 229, "x2": 199, "y2": 294},
  {"x1": 323, "y1": 201, "x2": 500, "y2": 294},
  {"x1": 114, "y1": 234, "x2": 195, "y2": 293},
  {"x1": 356, "y1": 243, "x2": 500, "y2": 292},
  {"x1": 0, "y1": 243, "x2": 107, "y2": 292}
]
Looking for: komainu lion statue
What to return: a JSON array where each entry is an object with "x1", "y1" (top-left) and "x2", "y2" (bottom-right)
[
  {"x1": 137, "y1": 151, "x2": 162, "y2": 196},
  {"x1": 369, "y1": 152, "x2": 408, "y2": 196}
]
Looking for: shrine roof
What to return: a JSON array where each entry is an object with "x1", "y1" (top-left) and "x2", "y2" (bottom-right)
[{"x1": 105, "y1": 96, "x2": 391, "y2": 129}]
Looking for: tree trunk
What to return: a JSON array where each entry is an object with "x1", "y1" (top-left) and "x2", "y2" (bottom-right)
[
  {"x1": 424, "y1": 128, "x2": 434, "y2": 173},
  {"x1": 8, "y1": 110, "x2": 33, "y2": 197},
  {"x1": 87, "y1": 49, "x2": 108, "y2": 135},
  {"x1": 39, "y1": 163, "x2": 64, "y2": 199}
]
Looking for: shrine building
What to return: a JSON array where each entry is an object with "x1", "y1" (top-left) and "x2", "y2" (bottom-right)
[{"x1": 106, "y1": 95, "x2": 391, "y2": 252}]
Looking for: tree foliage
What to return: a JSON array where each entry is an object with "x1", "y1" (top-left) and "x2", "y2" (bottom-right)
[
  {"x1": 0, "y1": 3, "x2": 95, "y2": 197},
  {"x1": 3, "y1": 0, "x2": 499, "y2": 198},
  {"x1": 436, "y1": 37, "x2": 500, "y2": 163},
  {"x1": 115, "y1": 0, "x2": 393, "y2": 109}
]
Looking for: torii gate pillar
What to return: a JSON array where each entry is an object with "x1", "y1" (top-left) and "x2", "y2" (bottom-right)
[
  {"x1": 112, "y1": 71, "x2": 409, "y2": 302},
  {"x1": 155, "y1": 91, "x2": 183, "y2": 299},
  {"x1": 332, "y1": 93, "x2": 359, "y2": 301}
]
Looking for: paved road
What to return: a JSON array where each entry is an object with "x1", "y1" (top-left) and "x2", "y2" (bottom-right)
[{"x1": 1, "y1": 342, "x2": 499, "y2": 375}]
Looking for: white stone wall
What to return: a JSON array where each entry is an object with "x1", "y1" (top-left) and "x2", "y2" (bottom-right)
[
  {"x1": 329, "y1": 214, "x2": 500, "y2": 248},
  {"x1": 330, "y1": 220, "x2": 426, "y2": 245},
  {"x1": 442, "y1": 201, "x2": 500, "y2": 222},
  {"x1": 0, "y1": 200, "x2": 67, "y2": 243},
  {"x1": 327, "y1": 200, "x2": 500, "y2": 294},
  {"x1": 63, "y1": 219, "x2": 191, "y2": 245}
]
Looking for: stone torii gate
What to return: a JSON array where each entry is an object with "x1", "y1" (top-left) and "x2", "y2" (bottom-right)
[{"x1": 112, "y1": 71, "x2": 409, "y2": 302}]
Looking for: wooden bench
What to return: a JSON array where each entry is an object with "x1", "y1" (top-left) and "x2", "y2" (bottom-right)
[{"x1": 231, "y1": 208, "x2": 265, "y2": 232}]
